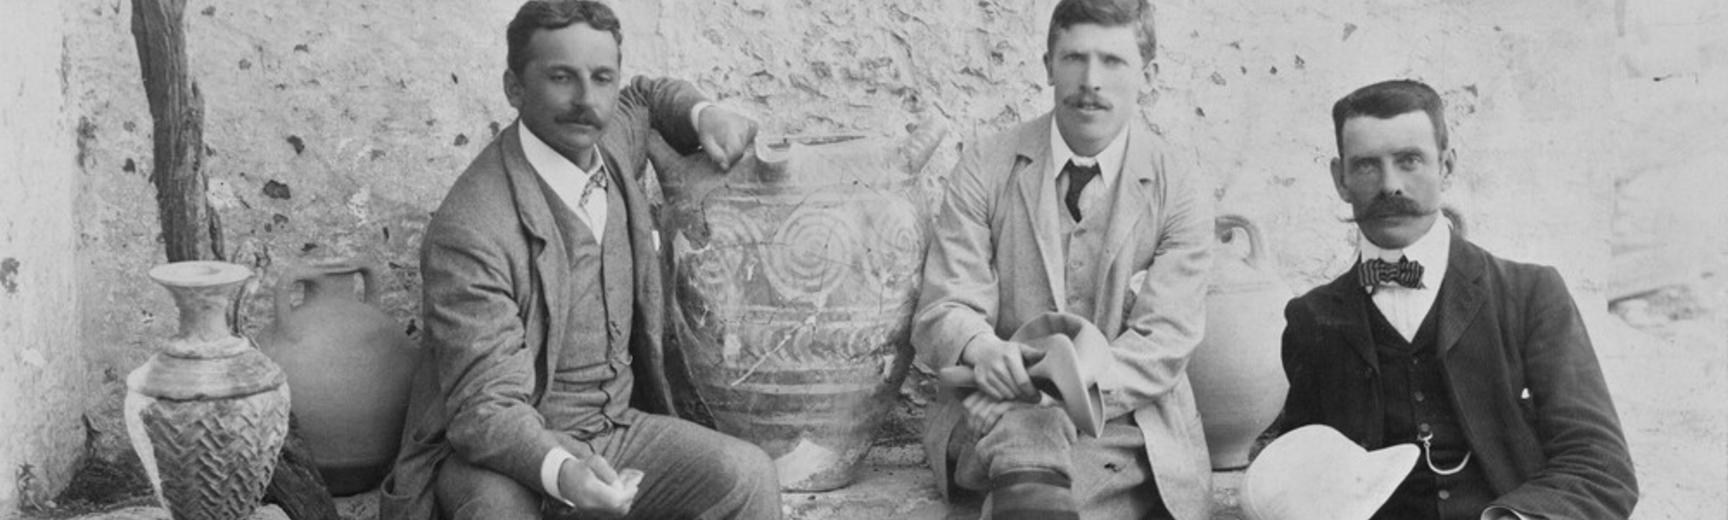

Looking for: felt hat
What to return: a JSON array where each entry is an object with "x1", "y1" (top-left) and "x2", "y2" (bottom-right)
[
  {"x1": 1240, "y1": 425, "x2": 1418, "y2": 520},
  {"x1": 938, "y1": 312, "x2": 1112, "y2": 437}
]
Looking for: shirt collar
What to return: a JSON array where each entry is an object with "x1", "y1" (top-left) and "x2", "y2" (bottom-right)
[
  {"x1": 1358, "y1": 217, "x2": 1451, "y2": 291},
  {"x1": 518, "y1": 121, "x2": 606, "y2": 182},
  {"x1": 1049, "y1": 117, "x2": 1129, "y2": 185}
]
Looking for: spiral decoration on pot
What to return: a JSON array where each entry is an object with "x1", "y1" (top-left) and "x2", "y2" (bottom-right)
[{"x1": 764, "y1": 206, "x2": 859, "y2": 306}]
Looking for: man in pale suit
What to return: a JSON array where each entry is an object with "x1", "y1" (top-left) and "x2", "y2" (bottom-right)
[
  {"x1": 379, "y1": 1, "x2": 780, "y2": 518},
  {"x1": 912, "y1": 0, "x2": 1214, "y2": 518}
]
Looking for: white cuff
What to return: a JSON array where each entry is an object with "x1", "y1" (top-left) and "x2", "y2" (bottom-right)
[
  {"x1": 690, "y1": 101, "x2": 714, "y2": 135},
  {"x1": 541, "y1": 447, "x2": 579, "y2": 506}
]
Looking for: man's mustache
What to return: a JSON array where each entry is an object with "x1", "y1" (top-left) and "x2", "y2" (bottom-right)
[
  {"x1": 554, "y1": 107, "x2": 605, "y2": 128},
  {"x1": 1346, "y1": 194, "x2": 1426, "y2": 223},
  {"x1": 1064, "y1": 92, "x2": 1112, "y2": 111}
]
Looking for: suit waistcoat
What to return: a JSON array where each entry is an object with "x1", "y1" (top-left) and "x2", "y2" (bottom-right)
[
  {"x1": 1056, "y1": 183, "x2": 1113, "y2": 317},
  {"x1": 1367, "y1": 294, "x2": 1493, "y2": 520},
  {"x1": 540, "y1": 176, "x2": 640, "y2": 437}
]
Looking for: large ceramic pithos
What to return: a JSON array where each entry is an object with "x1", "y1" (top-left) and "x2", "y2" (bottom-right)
[
  {"x1": 655, "y1": 119, "x2": 947, "y2": 491},
  {"x1": 1187, "y1": 215, "x2": 1291, "y2": 471},
  {"x1": 257, "y1": 260, "x2": 418, "y2": 496},
  {"x1": 124, "y1": 261, "x2": 290, "y2": 520}
]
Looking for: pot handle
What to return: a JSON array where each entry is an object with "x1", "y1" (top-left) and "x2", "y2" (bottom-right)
[
  {"x1": 273, "y1": 265, "x2": 319, "y2": 321},
  {"x1": 355, "y1": 262, "x2": 381, "y2": 305},
  {"x1": 231, "y1": 271, "x2": 257, "y2": 337},
  {"x1": 1215, "y1": 214, "x2": 1264, "y2": 268}
]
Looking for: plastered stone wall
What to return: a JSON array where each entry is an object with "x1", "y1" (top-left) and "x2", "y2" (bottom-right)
[
  {"x1": 60, "y1": 0, "x2": 1720, "y2": 512},
  {"x1": 1, "y1": 0, "x2": 87, "y2": 512},
  {"x1": 67, "y1": 0, "x2": 1620, "y2": 398}
]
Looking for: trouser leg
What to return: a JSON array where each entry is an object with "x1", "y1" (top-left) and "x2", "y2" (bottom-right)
[
  {"x1": 434, "y1": 454, "x2": 543, "y2": 520},
  {"x1": 954, "y1": 407, "x2": 1170, "y2": 519},
  {"x1": 577, "y1": 414, "x2": 781, "y2": 520}
]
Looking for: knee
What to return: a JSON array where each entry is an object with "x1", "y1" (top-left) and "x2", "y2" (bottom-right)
[
  {"x1": 435, "y1": 459, "x2": 540, "y2": 520},
  {"x1": 720, "y1": 438, "x2": 780, "y2": 495}
]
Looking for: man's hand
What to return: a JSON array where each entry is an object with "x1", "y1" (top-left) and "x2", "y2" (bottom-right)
[
  {"x1": 556, "y1": 455, "x2": 639, "y2": 516},
  {"x1": 696, "y1": 104, "x2": 758, "y2": 170},
  {"x1": 960, "y1": 340, "x2": 1039, "y2": 401}
]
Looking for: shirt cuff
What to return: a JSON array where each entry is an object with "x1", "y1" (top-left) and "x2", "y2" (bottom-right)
[
  {"x1": 541, "y1": 447, "x2": 580, "y2": 506},
  {"x1": 1481, "y1": 505, "x2": 1535, "y2": 520},
  {"x1": 690, "y1": 101, "x2": 714, "y2": 135}
]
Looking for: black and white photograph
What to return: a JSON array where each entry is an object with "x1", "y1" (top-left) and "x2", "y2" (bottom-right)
[{"x1": 1, "y1": 0, "x2": 1722, "y2": 519}]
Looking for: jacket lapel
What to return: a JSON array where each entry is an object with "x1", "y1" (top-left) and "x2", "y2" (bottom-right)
[
  {"x1": 499, "y1": 124, "x2": 568, "y2": 394},
  {"x1": 1318, "y1": 268, "x2": 1378, "y2": 367},
  {"x1": 1013, "y1": 115, "x2": 1068, "y2": 311},
  {"x1": 1097, "y1": 122, "x2": 1153, "y2": 285},
  {"x1": 1435, "y1": 232, "x2": 1485, "y2": 358}
]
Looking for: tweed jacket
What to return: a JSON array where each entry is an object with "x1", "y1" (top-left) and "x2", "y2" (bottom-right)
[
  {"x1": 911, "y1": 114, "x2": 1215, "y2": 520},
  {"x1": 1280, "y1": 233, "x2": 1638, "y2": 519},
  {"x1": 378, "y1": 77, "x2": 706, "y2": 520}
]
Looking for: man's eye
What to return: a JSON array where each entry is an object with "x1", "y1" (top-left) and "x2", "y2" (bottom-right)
[
  {"x1": 1396, "y1": 155, "x2": 1422, "y2": 168},
  {"x1": 548, "y1": 73, "x2": 570, "y2": 82}
]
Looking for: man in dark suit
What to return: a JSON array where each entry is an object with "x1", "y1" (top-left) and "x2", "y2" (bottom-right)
[
  {"x1": 1278, "y1": 79, "x2": 1638, "y2": 520},
  {"x1": 913, "y1": 1, "x2": 1214, "y2": 518},
  {"x1": 378, "y1": 1, "x2": 780, "y2": 518}
]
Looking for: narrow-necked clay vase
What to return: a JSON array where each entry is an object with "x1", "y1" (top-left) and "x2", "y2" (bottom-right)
[
  {"x1": 125, "y1": 261, "x2": 289, "y2": 520},
  {"x1": 257, "y1": 259, "x2": 418, "y2": 496},
  {"x1": 1188, "y1": 215, "x2": 1291, "y2": 470}
]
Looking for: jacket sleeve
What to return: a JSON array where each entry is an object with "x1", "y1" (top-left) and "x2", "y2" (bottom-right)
[
  {"x1": 1488, "y1": 267, "x2": 1638, "y2": 519},
  {"x1": 1273, "y1": 297, "x2": 1321, "y2": 434},
  {"x1": 1103, "y1": 152, "x2": 1213, "y2": 414},
  {"x1": 911, "y1": 144, "x2": 1006, "y2": 371},
  {"x1": 614, "y1": 75, "x2": 707, "y2": 160},
  {"x1": 421, "y1": 217, "x2": 591, "y2": 492}
]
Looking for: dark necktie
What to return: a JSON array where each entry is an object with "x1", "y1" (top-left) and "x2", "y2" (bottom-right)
[
  {"x1": 1062, "y1": 160, "x2": 1100, "y2": 222},
  {"x1": 1358, "y1": 256, "x2": 1425, "y2": 292}
]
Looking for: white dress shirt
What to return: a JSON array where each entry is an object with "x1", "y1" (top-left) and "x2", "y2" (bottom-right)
[
  {"x1": 1358, "y1": 218, "x2": 1451, "y2": 342},
  {"x1": 1048, "y1": 117, "x2": 1129, "y2": 224}
]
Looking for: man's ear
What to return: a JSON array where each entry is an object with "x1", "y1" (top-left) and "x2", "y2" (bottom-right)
[
  {"x1": 1439, "y1": 147, "x2": 1457, "y2": 190},
  {"x1": 1043, "y1": 52, "x2": 1054, "y2": 86},
  {"x1": 1329, "y1": 157, "x2": 1349, "y2": 202},
  {"x1": 502, "y1": 69, "x2": 524, "y2": 110}
]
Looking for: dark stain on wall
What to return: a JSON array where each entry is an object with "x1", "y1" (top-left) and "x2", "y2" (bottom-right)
[{"x1": 1, "y1": 258, "x2": 21, "y2": 294}]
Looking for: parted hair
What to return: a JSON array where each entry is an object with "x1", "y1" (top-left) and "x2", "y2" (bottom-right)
[
  {"x1": 506, "y1": 0, "x2": 623, "y2": 75},
  {"x1": 1331, "y1": 79, "x2": 1450, "y2": 153},
  {"x1": 1046, "y1": 0, "x2": 1157, "y2": 64}
]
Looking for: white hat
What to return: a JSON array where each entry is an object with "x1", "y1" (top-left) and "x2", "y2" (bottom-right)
[{"x1": 1241, "y1": 425, "x2": 1418, "y2": 520}]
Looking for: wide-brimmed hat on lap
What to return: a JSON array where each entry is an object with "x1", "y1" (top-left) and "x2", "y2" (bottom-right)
[
  {"x1": 1240, "y1": 424, "x2": 1418, "y2": 520},
  {"x1": 937, "y1": 312, "x2": 1112, "y2": 437}
]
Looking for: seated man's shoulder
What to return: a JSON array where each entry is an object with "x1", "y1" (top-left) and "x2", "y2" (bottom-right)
[
  {"x1": 965, "y1": 118, "x2": 1049, "y2": 166},
  {"x1": 431, "y1": 142, "x2": 521, "y2": 231}
]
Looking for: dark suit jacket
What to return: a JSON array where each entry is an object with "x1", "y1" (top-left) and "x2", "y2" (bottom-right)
[
  {"x1": 1280, "y1": 233, "x2": 1638, "y2": 519},
  {"x1": 379, "y1": 77, "x2": 706, "y2": 520}
]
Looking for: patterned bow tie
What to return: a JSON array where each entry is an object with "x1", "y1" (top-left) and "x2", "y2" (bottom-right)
[{"x1": 1359, "y1": 257, "x2": 1425, "y2": 292}]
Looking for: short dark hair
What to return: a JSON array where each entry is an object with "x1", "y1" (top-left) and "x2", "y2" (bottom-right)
[
  {"x1": 1047, "y1": 0, "x2": 1157, "y2": 64},
  {"x1": 1331, "y1": 79, "x2": 1449, "y2": 153},
  {"x1": 506, "y1": 0, "x2": 623, "y2": 76}
]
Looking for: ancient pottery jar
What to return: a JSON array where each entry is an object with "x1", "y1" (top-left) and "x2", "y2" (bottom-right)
[
  {"x1": 124, "y1": 261, "x2": 290, "y2": 520},
  {"x1": 1188, "y1": 215, "x2": 1291, "y2": 470},
  {"x1": 257, "y1": 260, "x2": 418, "y2": 496},
  {"x1": 656, "y1": 119, "x2": 947, "y2": 491}
]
